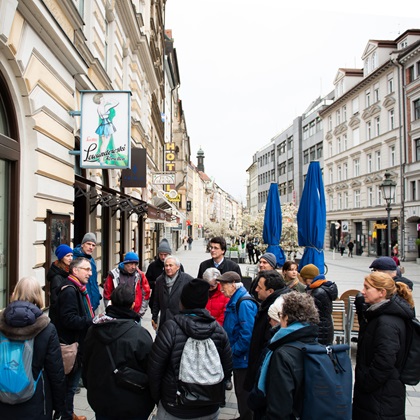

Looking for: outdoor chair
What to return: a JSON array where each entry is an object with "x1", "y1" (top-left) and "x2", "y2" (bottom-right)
[{"x1": 332, "y1": 300, "x2": 347, "y2": 345}]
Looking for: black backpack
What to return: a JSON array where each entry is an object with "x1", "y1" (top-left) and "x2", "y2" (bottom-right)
[{"x1": 400, "y1": 317, "x2": 420, "y2": 385}]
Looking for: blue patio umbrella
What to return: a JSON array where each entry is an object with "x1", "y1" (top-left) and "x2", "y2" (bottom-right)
[
  {"x1": 297, "y1": 161, "x2": 326, "y2": 274},
  {"x1": 263, "y1": 183, "x2": 286, "y2": 268}
]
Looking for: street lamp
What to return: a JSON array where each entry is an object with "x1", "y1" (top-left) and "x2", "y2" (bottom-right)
[{"x1": 380, "y1": 172, "x2": 397, "y2": 257}]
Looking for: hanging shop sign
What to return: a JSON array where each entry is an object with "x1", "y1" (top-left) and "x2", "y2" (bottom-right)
[
  {"x1": 121, "y1": 148, "x2": 146, "y2": 187},
  {"x1": 80, "y1": 90, "x2": 131, "y2": 169},
  {"x1": 153, "y1": 173, "x2": 176, "y2": 185}
]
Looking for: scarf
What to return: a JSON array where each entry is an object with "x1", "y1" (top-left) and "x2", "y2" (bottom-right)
[
  {"x1": 308, "y1": 274, "x2": 332, "y2": 290},
  {"x1": 67, "y1": 274, "x2": 94, "y2": 319},
  {"x1": 165, "y1": 271, "x2": 179, "y2": 293},
  {"x1": 257, "y1": 322, "x2": 307, "y2": 395}
]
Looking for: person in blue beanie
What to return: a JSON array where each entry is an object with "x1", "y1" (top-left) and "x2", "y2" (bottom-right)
[{"x1": 73, "y1": 233, "x2": 101, "y2": 312}]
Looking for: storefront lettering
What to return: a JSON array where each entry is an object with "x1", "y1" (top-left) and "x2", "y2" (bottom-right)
[{"x1": 374, "y1": 223, "x2": 387, "y2": 230}]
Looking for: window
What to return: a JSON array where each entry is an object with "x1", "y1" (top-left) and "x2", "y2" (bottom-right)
[
  {"x1": 336, "y1": 110, "x2": 341, "y2": 125},
  {"x1": 343, "y1": 163, "x2": 348, "y2": 180},
  {"x1": 414, "y1": 99, "x2": 420, "y2": 120},
  {"x1": 328, "y1": 142, "x2": 333, "y2": 157},
  {"x1": 288, "y1": 180, "x2": 294, "y2": 193},
  {"x1": 344, "y1": 191, "x2": 349, "y2": 209},
  {"x1": 365, "y1": 89, "x2": 371, "y2": 108},
  {"x1": 310, "y1": 147, "x2": 316, "y2": 161},
  {"x1": 343, "y1": 105, "x2": 347, "y2": 122},
  {"x1": 375, "y1": 117, "x2": 380, "y2": 137},
  {"x1": 374, "y1": 83, "x2": 380, "y2": 102},
  {"x1": 338, "y1": 193, "x2": 342, "y2": 210},
  {"x1": 329, "y1": 168, "x2": 333, "y2": 184},
  {"x1": 417, "y1": 61, "x2": 420, "y2": 79},
  {"x1": 387, "y1": 73, "x2": 394, "y2": 93},
  {"x1": 343, "y1": 134, "x2": 348, "y2": 151},
  {"x1": 368, "y1": 187, "x2": 374, "y2": 206},
  {"x1": 303, "y1": 125, "x2": 309, "y2": 140},
  {"x1": 366, "y1": 121, "x2": 372, "y2": 140},
  {"x1": 354, "y1": 190, "x2": 361, "y2": 208},
  {"x1": 309, "y1": 121, "x2": 315, "y2": 136},
  {"x1": 375, "y1": 151, "x2": 381, "y2": 170},
  {"x1": 337, "y1": 137, "x2": 342, "y2": 153},
  {"x1": 287, "y1": 158, "x2": 293, "y2": 172},
  {"x1": 353, "y1": 128, "x2": 360, "y2": 146},
  {"x1": 316, "y1": 117, "x2": 322, "y2": 132},
  {"x1": 287, "y1": 136, "x2": 293, "y2": 151},
  {"x1": 390, "y1": 145, "x2": 395, "y2": 166},
  {"x1": 338, "y1": 165, "x2": 342, "y2": 181},
  {"x1": 407, "y1": 66, "x2": 415, "y2": 84},
  {"x1": 354, "y1": 158, "x2": 360, "y2": 176},
  {"x1": 352, "y1": 98, "x2": 359, "y2": 115},
  {"x1": 329, "y1": 195, "x2": 334, "y2": 211},
  {"x1": 279, "y1": 162, "x2": 286, "y2": 175},
  {"x1": 372, "y1": 52, "x2": 378, "y2": 70},
  {"x1": 377, "y1": 186, "x2": 382, "y2": 206},
  {"x1": 280, "y1": 183, "x2": 286, "y2": 195},
  {"x1": 411, "y1": 181, "x2": 417, "y2": 201},
  {"x1": 328, "y1": 116, "x2": 332, "y2": 131},
  {"x1": 303, "y1": 150, "x2": 309, "y2": 164},
  {"x1": 367, "y1": 154, "x2": 372, "y2": 172},
  {"x1": 416, "y1": 138, "x2": 420, "y2": 161},
  {"x1": 389, "y1": 109, "x2": 395, "y2": 130},
  {"x1": 316, "y1": 143, "x2": 323, "y2": 159}
]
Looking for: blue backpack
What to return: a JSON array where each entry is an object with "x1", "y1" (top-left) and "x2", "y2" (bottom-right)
[
  {"x1": 286, "y1": 342, "x2": 352, "y2": 420},
  {"x1": 0, "y1": 332, "x2": 42, "y2": 404}
]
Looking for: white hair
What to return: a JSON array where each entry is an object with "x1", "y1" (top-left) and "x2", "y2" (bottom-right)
[
  {"x1": 164, "y1": 255, "x2": 180, "y2": 266},
  {"x1": 202, "y1": 267, "x2": 221, "y2": 282}
]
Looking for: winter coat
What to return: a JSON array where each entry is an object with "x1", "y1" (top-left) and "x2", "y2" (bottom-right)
[
  {"x1": 206, "y1": 283, "x2": 230, "y2": 325},
  {"x1": 73, "y1": 245, "x2": 101, "y2": 311},
  {"x1": 103, "y1": 266, "x2": 150, "y2": 316},
  {"x1": 307, "y1": 281, "x2": 338, "y2": 345},
  {"x1": 145, "y1": 258, "x2": 185, "y2": 291},
  {"x1": 223, "y1": 286, "x2": 259, "y2": 369},
  {"x1": 264, "y1": 324, "x2": 319, "y2": 419},
  {"x1": 82, "y1": 305, "x2": 155, "y2": 418},
  {"x1": 54, "y1": 279, "x2": 93, "y2": 357},
  {"x1": 46, "y1": 261, "x2": 69, "y2": 324},
  {"x1": 148, "y1": 309, "x2": 232, "y2": 419},
  {"x1": 244, "y1": 287, "x2": 290, "y2": 391},
  {"x1": 393, "y1": 274, "x2": 413, "y2": 290},
  {"x1": 151, "y1": 271, "x2": 193, "y2": 328},
  {"x1": 352, "y1": 294, "x2": 414, "y2": 420},
  {"x1": 197, "y1": 257, "x2": 242, "y2": 279},
  {"x1": 0, "y1": 301, "x2": 66, "y2": 419}
]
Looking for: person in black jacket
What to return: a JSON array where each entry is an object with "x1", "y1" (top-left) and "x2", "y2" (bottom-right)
[
  {"x1": 148, "y1": 279, "x2": 232, "y2": 419},
  {"x1": 151, "y1": 255, "x2": 193, "y2": 331},
  {"x1": 197, "y1": 236, "x2": 242, "y2": 279},
  {"x1": 300, "y1": 264, "x2": 338, "y2": 345},
  {"x1": 243, "y1": 270, "x2": 289, "y2": 393},
  {"x1": 83, "y1": 283, "x2": 155, "y2": 420},
  {"x1": 54, "y1": 257, "x2": 95, "y2": 420},
  {"x1": 0, "y1": 276, "x2": 65, "y2": 419},
  {"x1": 369, "y1": 256, "x2": 414, "y2": 290},
  {"x1": 46, "y1": 244, "x2": 73, "y2": 324},
  {"x1": 352, "y1": 272, "x2": 415, "y2": 420}
]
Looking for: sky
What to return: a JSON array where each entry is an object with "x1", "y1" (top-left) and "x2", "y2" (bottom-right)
[{"x1": 165, "y1": 1, "x2": 420, "y2": 204}]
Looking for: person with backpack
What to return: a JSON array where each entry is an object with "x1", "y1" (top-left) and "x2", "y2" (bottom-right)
[
  {"x1": 46, "y1": 244, "x2": 73, "y2": 324},
  {"x1": 353, "y1": 272, "x2": 414, "y2": 419},
  {"x1": 218, "y1": 271, "x2": 258, "y2": 420},
  {"x1": 103, "y1": 251, "x2": 150, "y2": 317},
  {"x1": 148, "y1": 278, "x2": 232, "y2": 419},
  {"x1": 256, "y1": 291, "x2": 320, "y2": 419},
  {"x1": 0, "y1": 276, "x2": 65, "y2": 419},
  {"x1": 82, "y1": 283, "x2": 155, "y2": 420}
]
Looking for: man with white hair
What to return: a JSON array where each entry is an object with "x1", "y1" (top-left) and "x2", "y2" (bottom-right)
[{"x1": 151, "y1": 255, "x2": 193, "y2": 330}]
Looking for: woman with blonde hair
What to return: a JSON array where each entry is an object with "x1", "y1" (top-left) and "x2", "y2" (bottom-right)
[
  {"x1": 0, "y1": 276, "x2": 65, "y2": 419},
  {"x1": 352, "y1": 272, "x2": 414, "y2": 419}
]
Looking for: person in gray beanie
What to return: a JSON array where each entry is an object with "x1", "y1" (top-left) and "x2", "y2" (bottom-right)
[
  {"x1": 249, "y1": 252, "x2": 278, "y2": 300},
  {"x1": 73, "y1": 232, "x2": 101, "y2": 311}
]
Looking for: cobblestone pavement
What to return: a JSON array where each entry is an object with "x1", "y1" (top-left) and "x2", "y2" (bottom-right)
[{"x1": 75, "y1": 238, "x2": 420, "y2": 419}]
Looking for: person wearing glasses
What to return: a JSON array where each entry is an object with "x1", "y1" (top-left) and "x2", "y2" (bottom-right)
[
  {"x1": 197, "y1": 236, "x2": 242, "y2": 279},
  {"x1": 55, "y1": 257, "x2": 95, "y2": 420}
]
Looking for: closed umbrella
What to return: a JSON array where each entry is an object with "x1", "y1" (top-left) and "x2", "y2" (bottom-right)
[
  {"x1": 263, "y1": 183, "x2": 286, "y2": 267},
  {"x1": 297, "y1": 161, "x2": 326, "y2": 274}
]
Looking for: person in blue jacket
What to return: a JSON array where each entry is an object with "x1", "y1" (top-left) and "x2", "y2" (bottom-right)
[
  {"x1": 218, "y1": 271, "x2": 258, "y2": 420},
  {"x1": 73, "y1": 232, "x2": 101, "y2": 312}
]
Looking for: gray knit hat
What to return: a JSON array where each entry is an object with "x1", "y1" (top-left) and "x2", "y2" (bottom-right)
[
  {"x1": 82, "y1": 232, "x2": 97, "y2": 244},
  {"x1": 157, "y1": 238, "x2": 172, "y2": 254},
  {"x1": 260, "y1": 252, "x2": 277, "y2": 269}
]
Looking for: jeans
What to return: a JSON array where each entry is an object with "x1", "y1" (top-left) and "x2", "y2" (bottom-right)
[{"x1": 62, "y1": 365, "x2": 82, "y2": 420}]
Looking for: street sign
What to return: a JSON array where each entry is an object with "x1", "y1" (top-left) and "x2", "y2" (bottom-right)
[
  {"x1": 165, "y1": 193, "x2": 181, "y2": 202},
  {"x1": 152, "y1": 173, "x2": 175, "y2": 185}
]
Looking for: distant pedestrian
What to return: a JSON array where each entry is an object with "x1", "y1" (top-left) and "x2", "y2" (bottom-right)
[
  {"x1": 348, "y1": 240, "x2": 354, "y2": 258},
  {"x1": 339, "y1": 239, "x2": 346, "y2": 257},
  {"x1": 183, "y1": 236, "x2": 188, "y2": 251},
  {"x1": 187, "y1": 235, "x2": 193, "y2": 250},
  {"x1": 246, "y1": 241, "x2": 255, "y2": 264}
]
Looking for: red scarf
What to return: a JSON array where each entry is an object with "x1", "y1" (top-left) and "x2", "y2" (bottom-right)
[{"x1": 67, "y1": 275, "x2": 94, "y2": 319}]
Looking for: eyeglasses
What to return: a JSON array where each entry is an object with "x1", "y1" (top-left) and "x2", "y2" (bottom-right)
[{"x1": 78, "y1": 266, "x2": 92, "y2": 272}]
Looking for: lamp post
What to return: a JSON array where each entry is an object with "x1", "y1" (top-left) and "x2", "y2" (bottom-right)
[{"x1": 380, "y1": 172, "x2": 397, "y2": 257}]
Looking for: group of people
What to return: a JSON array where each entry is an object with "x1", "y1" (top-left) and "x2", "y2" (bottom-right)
[
  {"x1": 0, "y1": 234, "x2": 416, "y2": 420},
  {"x1": 338, "y1": 239, "x2": 355, "y2": 257}
]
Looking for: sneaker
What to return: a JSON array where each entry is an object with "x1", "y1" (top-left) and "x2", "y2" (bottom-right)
[{"x1": 225, "y1": 379, "x2": 233, "y2": 390}]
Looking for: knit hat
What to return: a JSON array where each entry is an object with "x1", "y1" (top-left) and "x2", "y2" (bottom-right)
[
  {"x1": 180, "y1": 279, "x2": 210, "y2": 309},
  {"x1": 260, "y1": 253, "x2": 277, "y2": 268},
  {"x1": 157, "y1": 238, "x2": 172, "y2": 254},
  {"x1": 55, "y1": 244, "x2": 73, "y2": 261},
  {"x1": 299, "y1": 264, "x2": 320, "y2": 280},
  {"x1": 268, "y1": 296, "x2": 284, "y2": 323},
  {"x1": 82, "y1": 232, "x2": 97, "y2": 244},
  {"x1": 218, "y1": 271, "x2": 241, "y2": 283},
  {"x1": 123, "y1": 252, "x2": 139, "y2": 264},
  {"x1": 369, "y1": 256, "x2": 397, "y2": 271}
]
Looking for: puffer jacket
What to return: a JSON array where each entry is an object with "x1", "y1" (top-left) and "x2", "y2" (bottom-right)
[
  {"x1": 82, "y1": 305, "x2": 154, "y2": 418},
  {"x1": 0, "y1": 301, "x2": 65, "y2": 419},
  {"x1": 353, "y1": 294, "x2": 414, "y2": 420},
  {"x1": 307, "y1": 281, "x2": 338, "y2": 344},
  {"x1": 73, "y1": 245, "x2": 101, "y2": 311},
  {"x1": 206, "y1": 283, "x2": 230, "y2": 325},
  {"x1": 223, "y1": 286, "x2": 259, "y2": 369},
  {"x1": 148, "y1": 308, "x2": 232, "y2": 419},
  {"x1": 46, "y1": 261, "x2": 69, "y2": 324}
]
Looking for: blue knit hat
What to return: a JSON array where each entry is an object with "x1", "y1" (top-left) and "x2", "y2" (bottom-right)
[
  {"x1": 55, "y1": 244, "x2": 73, "y2": 260},
  {"x1": 123, "y1": 252, "x2": 139, "y2": 264}
]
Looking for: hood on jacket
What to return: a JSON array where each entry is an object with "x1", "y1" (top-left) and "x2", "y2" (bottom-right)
[
  {"x1": 0, "y1": 301, "x2": 50, "y2": 340},
  {"x1": 174, "y1": 309, "x2": 218, "y2": 340},
  {"x1": 91, "y1": 318, "x2": 139, "y2": 346},
  {"x1": 46, "y1": 261, "x2": 68, "y2": 282},
  {"x1": 321, "y1": 281, "x2": 338, "y2": 301},
  {"x1": 365, "y1": 294, "x2": 414, "y2": 321}
]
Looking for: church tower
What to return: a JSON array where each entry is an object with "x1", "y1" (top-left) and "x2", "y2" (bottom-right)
[{"x1": 197, "y1": 147, "x2": 205, "y2": 172}]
